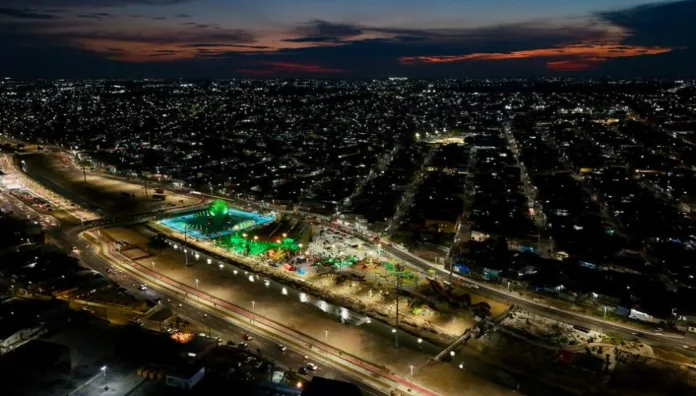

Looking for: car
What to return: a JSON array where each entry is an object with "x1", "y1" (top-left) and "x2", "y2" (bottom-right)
[
  {"x1": 239, "y1": 342, "x2": 248, "y2": 349},
  {"x1": 306, "y1": 363, "x2": 318, "y2": 371},
  {"x1": 139, "y1": 284, "x2": 147, "y2": 291},
  {"x1": 178, "y1": 303, "x2": 183, "y2": 307},
  {"x1": 298, "y1": 367, "x2": 309, "y2": 375},
  {"x1": 684, "y1": 345, "x2": 690, "y2": 349},
  {"x1": 278, "y1": 344, "x2": 287, "y2": 351},
  {"x1": 242, "y1": 334, "x2": 253, "y2": 341}
]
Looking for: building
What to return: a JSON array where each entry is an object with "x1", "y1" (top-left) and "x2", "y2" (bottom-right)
[
  {"x1": 0, "y1": 298, "x2": 67, "y2": 355},
  {"x1": 115, "y1": 327, "x2": 217, "y2": 391}
]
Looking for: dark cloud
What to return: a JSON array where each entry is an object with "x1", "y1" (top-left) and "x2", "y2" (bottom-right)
[
  {"x1": 283, "y1": 36, "x2": 340, "y2": 43},
  {"x1": 595, "y1": 0, "x2": 695, "y2": 77},
  {"x1": 599, "y1": 0, "x2": 696, "y2": 47},
  {"x1": 392, "y1": 35, "x2": 428, "y2": 42},
  {"x1": 66, "y1": 28, "x2": 257, "y2": 45},
  {"x1": 0, "y1": 0, "x2": 193, "y2": 6},
  {"x1": 181, "y1": 42, "x2": 270, "y2": 49},
  {"x1": 175, "y1": 14, "x2": 191, "y2": 18},
  {"x1": 0, "y1": 7, "x2": 57, "y2": 19},
  {"x1": 1, "y1": 1, "x2": 694, "y2": 78},
  {"x1": 75, "y1": 12, "x2": 113, "y2": 19},
  {"x1": 290, "y1": 19, "x2": 363, "y2": 42}
]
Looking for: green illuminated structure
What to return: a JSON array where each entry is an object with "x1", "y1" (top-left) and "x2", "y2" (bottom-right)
[
  {"x1": 216, "y1": 233, "x2": 302, "y2": 257},
  {"x1": 209, "y1": 199, "x2": 230, "y2": 218}
]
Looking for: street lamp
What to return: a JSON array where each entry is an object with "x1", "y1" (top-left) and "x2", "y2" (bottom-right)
[
  {"x1": 409, "y1": 364, "x2": 414, "y2": 392},
  {"x1": 325, "y1": 329, "x2": 329, "y2": 360},
  {"x1": 101, "y1": 366, "x2": 108, "y2": 390},
  {"x1": 151, "y1": 261, "x2": 155, "y2": 270},
  {"x1": 195, "y1": 279, "x2": 200, "y2": 301},
  {"x1": 251, "y1": 300, "x2": 256, "y2": 324}
]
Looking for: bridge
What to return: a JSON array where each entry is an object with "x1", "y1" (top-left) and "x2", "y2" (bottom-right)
[
  {"x1": 82, "y1": 203, "x2": 206, "y2": 229},
  {"x1": 433, "y1": 305, "x2": 516, "y2": 362},
  {"x1": 434, "y1": 329, "x2": 471, "y2": 361}
]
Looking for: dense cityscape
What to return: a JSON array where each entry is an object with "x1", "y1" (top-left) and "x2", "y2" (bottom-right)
[{"x1": 0, "y1": 78, "x2": 695, "y2": 396}]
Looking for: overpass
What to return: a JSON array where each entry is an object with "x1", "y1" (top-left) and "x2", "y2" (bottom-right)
[{"x1": 82, "y1": 203, "x2": 206, "y2": 229}]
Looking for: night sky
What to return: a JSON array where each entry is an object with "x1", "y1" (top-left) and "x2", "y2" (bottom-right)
[{"x1": 1, "y1": 0, "x2": 694, "y2": 78}]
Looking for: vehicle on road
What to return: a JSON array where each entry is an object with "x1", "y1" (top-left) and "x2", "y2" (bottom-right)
[
  {"x1": 298, "y1": 367, "x2": 309, "y2": 375},
  {"x1": 242, "y1": 334, "x2": 253, "y2": 341},
  {"x1": 239, "y1": 342, "x2": 248, "y2": 349},
  {"x1": 306, "y1": 363, "x2": 318, "y2": 371},
  {"x1": 278, "y1": 344, "x2": 287, "y2": 351},
  {"x1": 139, "y1": 284, "x2": 147, "y2": 291}
]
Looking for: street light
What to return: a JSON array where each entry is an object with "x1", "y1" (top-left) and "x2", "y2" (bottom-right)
[
  {"x1": 251, "y1": 300, "x2": 256, "y2": 324},
  {"x1": 101, "y1": 366, "x2": 108, "y2": 390},
  {"x1": 151, "y1": 261, "x2": 155, "y2": 270},
  {"x1": 409, "y1": 364, "x2": 414, "y2": 392},
  {"x1": 195, "y1": 279, "x2": 200, "y2": 301},
  {"x1": 324, "y1": 329, "x2": 329, "y2": 360}
]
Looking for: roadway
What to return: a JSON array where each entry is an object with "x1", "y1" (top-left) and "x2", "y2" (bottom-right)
[
  {"x1": 59, "y1": 221, "x2": 390, "y2": 396},
  {"x1": 10, "y1": 147, "x2": 694, "y2": 393},
  {"x1": 381, "y1": 243, "x2": 693, "y2": 349},
  {"x1": 73, "y1": 165, "x2": 694, "y2": 353},
  {"x1": 0, "y1": 183, "x2": 392, "y2": 394}
]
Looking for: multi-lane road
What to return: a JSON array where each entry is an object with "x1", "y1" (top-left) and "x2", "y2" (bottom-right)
[
  {"x1": 380, "y1": 243, "x2": 694, "y2": 350},
  {"x1": 0, "y1": 188, "x2": 392, "y2": 395},
  {"x1": 85, "y1": 248, "x2": 388, "y2": 396}
]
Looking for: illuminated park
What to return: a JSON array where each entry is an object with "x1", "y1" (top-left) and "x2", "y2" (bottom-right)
[{"x1": 158, "y1": 199, "x2": 275, "y2": 240}]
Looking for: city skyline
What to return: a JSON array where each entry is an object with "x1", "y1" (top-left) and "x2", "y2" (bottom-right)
[{"x1": 0, "y1": 0, "x2": 694, "y2": 78}]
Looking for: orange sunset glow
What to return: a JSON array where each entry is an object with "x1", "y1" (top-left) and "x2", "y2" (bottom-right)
[{"x1": 399, "y1": 43, "x2": 675, "y2": 71}]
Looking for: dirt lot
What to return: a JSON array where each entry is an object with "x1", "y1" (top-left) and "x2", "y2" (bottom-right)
[{"x1": 23, "y1": 153, "x2": 198, "y2": 215}]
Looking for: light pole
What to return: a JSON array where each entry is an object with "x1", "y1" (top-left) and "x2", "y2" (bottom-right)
[
  {"x1": 195, "y1": 279, "x2": 200, "y2": 301},
  {"x1": 151, "y1": 261, "x2": 155, "y2": 270},
  {"x1": 101, "y1": 365, "x2": 108, "y2": 390},
  {"x1": 324, "y1": 329, "x2": 329, "y2": 360},
  {"x1": 251, "y1": 300, "x2": 256, "y2": 324},
  {"x1": 409, "y1": 364, "x2": 414, "y2": 392},
  {"x1": 394, "y1": 274, "x2": 402, "y2": 349},
  {"x1": 183, "y1": 225, "x2": 189, "y2": 265}
]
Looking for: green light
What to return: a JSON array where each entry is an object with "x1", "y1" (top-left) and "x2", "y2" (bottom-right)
[{"x1": 209, "y1": 199, "x2": 230, "y2": 218}]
